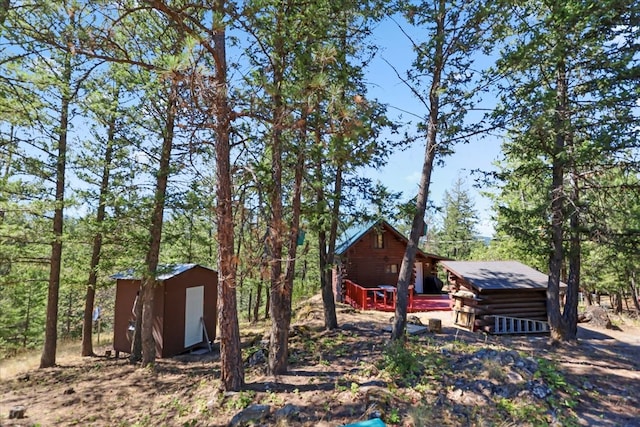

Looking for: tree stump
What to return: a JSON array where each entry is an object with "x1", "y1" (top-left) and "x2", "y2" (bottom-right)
[
  {"x1": 579, "y1": 306, "x2": 612, "y2": 329},
  {"x1": 428, "y1": 318, "x2": 442, "y2": 333},
  {"x1": 9, "y1": 406, "x2": 26, "y2": 419}
]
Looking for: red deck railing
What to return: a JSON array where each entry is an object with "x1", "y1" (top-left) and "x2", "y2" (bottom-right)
[{"x1": 343, "y1": 279, "x2": 450, "y2": 313}]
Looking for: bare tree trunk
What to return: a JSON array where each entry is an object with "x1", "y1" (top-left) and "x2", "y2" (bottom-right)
[
  {"x1": 253, "y1": 280, "x2": 262, "y2": 323},
  {"x1": 212, "y1": 0, "x2": 244, "y2": 389},
  {"x1": 267, "y1": 96, "x2": 287, "y2": 375},
  {"x1": 264, "y1": 285, "x2": 270, "y2": 321},
  {"x1": 629, "y1": 270, "x2": 640, "y2": 313},
  {"x1": 270, "y1": 127, "x2": 305, "y2": 374},
  {"x1": 547, "y1": 57, "x2": 569, "y2": 341},
  {"x1": 82, "y1": 99, "x2": 117, "y2": 357},
  {"x1": 313, "y1": 115, "x2": 338, "y2": 331},
  {"x1": 562, "y1": 167, "x2": 580, "y2": 339},
  {"x1": 40, "y1": 55, "x2": 71, "y2": 369},
  {"x1": 392, "y1": 0, "x2": 443, "y2": 341},
  {"x1": 585, "y1": 291, "x2": 593, "y2": 306},
  {"x1": 140, "y1": 76, "x2": 178, "y2": 367},
  {"x1": 613, "y1": 293, "x2": 623, "y2": 314}
]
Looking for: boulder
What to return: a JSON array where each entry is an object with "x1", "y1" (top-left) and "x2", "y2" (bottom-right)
[{"x1": 229, "y1": 404, "x2": 271, "y2": 427}]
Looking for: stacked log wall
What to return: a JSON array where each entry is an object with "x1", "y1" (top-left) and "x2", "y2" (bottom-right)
[{"x1": 450, "y1": 278, "x2": 547, "y2": 332}]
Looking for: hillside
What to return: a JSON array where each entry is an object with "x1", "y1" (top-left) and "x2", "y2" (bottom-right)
[{"x1": 1, "y1": 299, "x2": 639, "y2": 426}]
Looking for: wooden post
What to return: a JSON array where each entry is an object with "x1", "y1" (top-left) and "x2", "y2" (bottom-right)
[{"x1": 428, "y1": 318, "x2": 442, "y2": 333}]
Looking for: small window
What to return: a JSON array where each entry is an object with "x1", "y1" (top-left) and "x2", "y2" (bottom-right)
[
  {"x1": 374, "y1": 231, "x2": 384, "y2": 249},
  {"x1": 386, "y1": 264, "x2": 398, "y2": 274}
]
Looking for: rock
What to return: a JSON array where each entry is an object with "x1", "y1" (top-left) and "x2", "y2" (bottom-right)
[
  {"x1": 506, "y1": 370, "x2": 524, "y2": 384},
  {"x1": 493, "y1": 385, "x2": 514, "y2": 399},
  {"x1": 363, "y1": 386, "x2": 393, "y2": 407},
  {"x1": 500, "y1": 350, "x2": 520, "y2": 365},
  {"x1": 290, "y1": 324, "x2": 312, "y2": 337},
  {"x1": 229, "y1": 404, "x2": 271, "y2": 427},
  {"x1": 274, "y1": 403, "x2": 299, "y2": 421},
  {"x1": 472, "y1": 380, "x2": 494, "y2": 397},
  {"x1": 341, "y1": 322, "x2": 356, "y2": 330},
  {"x1": 407, "y1": 315, "x2": 423, "y2": 326},
  {"x1": 528, "y1": 380, "x2": 552, "y2": 399},
  {"x1": 9, "y1": 406, "x2": 26, "y2": 419},
  {"x1": 579, "y1": 306, "x2": 613, "y2": 329},
  {"x1": 517, "y1": 357, "x2": 539, "y2": 374},
  {"x1": 582, "y1": 380, "x2": 594, "y2": 391},
  {"x1": 246, "y1": 348, "x2": 267, "y2": 366},
  {"x1": 447, "y1": 388, "x2": 488, "y2": 406}
]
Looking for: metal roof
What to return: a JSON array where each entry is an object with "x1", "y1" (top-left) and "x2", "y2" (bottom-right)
[
  {"x1": 335, "y1": 220, "x2": 378, "y2": 255},
  {"x1": 335, "y1": 219, "x2": 447, "y2": 260},
  {"x1": 111, "y1": 263, "x2": 214, "y2": 281},
  {"x1": 440, "y1": 260, "x2": 555, "y2": 292}
]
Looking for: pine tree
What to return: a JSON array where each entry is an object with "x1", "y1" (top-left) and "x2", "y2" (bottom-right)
[
  {"x1": 391, "y1": 0, "x2": 494, "y2": 340},
  {"x1": 436, "y1": 177, "x2": 480, "y2": 260},
  {"x1": 491, "y1": 0, "x2": 640, "y2": 340}
]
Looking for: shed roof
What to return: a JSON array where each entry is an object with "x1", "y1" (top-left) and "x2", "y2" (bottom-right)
[
  {"x1": 440, "y1": 260, "x2": 556, "y2": 292},
  {"x1": 111, "y1": 263, "x2": 215, "y2": 281}
]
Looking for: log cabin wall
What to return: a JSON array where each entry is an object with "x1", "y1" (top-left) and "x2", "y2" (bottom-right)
[
  {"x1": 333, "y1": 220, "x2": 447, "y2": 302},
  {"x1": 342, "y1": 224, "x2": 415, "y2": 288},
  {"x1": 442, "y1": 260, "x2": 553, "y2": 334}
]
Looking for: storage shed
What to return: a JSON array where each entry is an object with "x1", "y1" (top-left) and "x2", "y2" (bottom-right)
[
  {"x1": 112, "y1": 264, "x2": 217, "y2": 358},
  {"x1": 333, "y1": 220, "x2": 447, "y2": 304},
  {"x1": 440, "y1": 260, "x2": 558, "y2": 334}
]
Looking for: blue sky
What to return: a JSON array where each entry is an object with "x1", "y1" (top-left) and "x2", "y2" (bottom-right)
[{"x1": 360, "y1": 17, "x2": 502, "y2": 237}]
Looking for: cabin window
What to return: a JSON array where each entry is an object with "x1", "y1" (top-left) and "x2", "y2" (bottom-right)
[
  {"x1": 386, "y1": 264, "x2": 398, "y2": 274},
  {"x1": 374, "y1": 231, "x2": 384, "y2": 249}
]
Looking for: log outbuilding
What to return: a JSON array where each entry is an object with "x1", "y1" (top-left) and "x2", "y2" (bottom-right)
[
  {"x1": 440, "y1": 260, "x2": 560, "y2": 334},
  {"x1": 112, "y1": 264, "x2": 217, "y2": 358}
]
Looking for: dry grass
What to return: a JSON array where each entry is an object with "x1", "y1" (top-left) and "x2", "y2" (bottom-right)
[{"x1": 0, "y1": 335, "x2": 113, "y2": 380}]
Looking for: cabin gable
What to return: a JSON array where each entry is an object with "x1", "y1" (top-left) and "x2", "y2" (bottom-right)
[{"x1": 333, "y1": 220, "x2": 446, "y2": 302}]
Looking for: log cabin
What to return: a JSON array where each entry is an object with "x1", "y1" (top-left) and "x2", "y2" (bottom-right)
[
  {"x1": 440, "y1": 260, "x2": 563, "y2": 334},
  {"x1": 333, "y1": 220, "x2": 449, "y2": 312}
]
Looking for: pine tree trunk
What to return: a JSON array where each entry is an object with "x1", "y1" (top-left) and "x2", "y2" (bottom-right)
[
  {"x1": 269, "y1": 130, "x2": 304, "y2": 375},
  {"x1": 40, "y1": 55, "x2": 71, "y2": 369},
  {"x1": 140, "y1": 77, "x2": 178, "y2": 367},
  {"x1": 314, "y1": 121, "x2": 338, "y2": 331},
  {"x1": 629, "y1": 271, "x2": 640, "y2": 313},
  {"x1": 253, "y1": 281, "x2": 262, "y2": 323},
  {"x1": 392, "y1": 0, "x2": 443, "y2": 341},
  {"x1": 562, "y1": 168, "x2": 580, "y2": 339},
  {"x1": 267, "y1": 103, "x2": 287, "y2": 375},
  {"x1": 547, "y1": 57, "x2": 569, "y2": 341},
  {"x1": 82, "y1": 104, "x2": 117, "y2": 357},
  {"x1": 212, "y1": 1, "x2": 244, "y2": 389}
]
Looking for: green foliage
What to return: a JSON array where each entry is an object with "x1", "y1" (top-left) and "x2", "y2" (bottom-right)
[
  {"x1": 386, "y1": 407, "x2": 401, "y2": 424},
  {"x1": 379, "y1": 341, "x2": 423, "y2": 385},
  {"x1": 435, "y1": 177, "x2": 483, "y2": 260},
  {"x1": 496, "y1": 397, "x2": 547, "y2": 423},
  {"x1": 225, "y1": 390, "x2": 256, "y2": 411}
]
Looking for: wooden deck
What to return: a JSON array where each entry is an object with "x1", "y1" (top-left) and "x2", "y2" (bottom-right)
[{"x1": 343, "y1": 279, "x2": 451, "y2": 313}]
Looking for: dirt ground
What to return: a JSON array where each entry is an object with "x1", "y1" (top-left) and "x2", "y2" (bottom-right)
[{"x1": 1, "y1": 301, "x2": 639, "y2": 427}]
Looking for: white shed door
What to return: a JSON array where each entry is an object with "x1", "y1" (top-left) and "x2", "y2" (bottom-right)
[{"x1": 184, "y1": 286, "x2": 204, "y2": 348}]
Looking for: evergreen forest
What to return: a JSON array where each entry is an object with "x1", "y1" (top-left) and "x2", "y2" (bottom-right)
[{"x1": 0, "y1": 0, "x2": 638, "y2": 392}]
